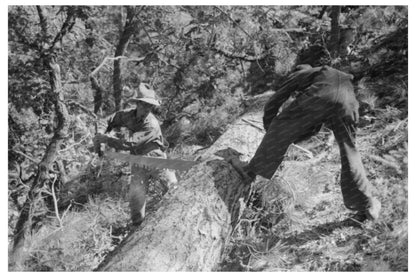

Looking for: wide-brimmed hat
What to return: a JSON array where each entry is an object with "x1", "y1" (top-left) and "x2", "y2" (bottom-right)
[{"x1": 127, "y1": 83, "x2": 160, "y2": 106}]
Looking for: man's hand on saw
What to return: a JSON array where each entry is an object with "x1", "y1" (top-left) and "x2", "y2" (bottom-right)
[
  {"x1": 228, "y1": 158, "x2": 256, "y2": 185},
  {"x1": 93, "y1": 134, "x2": 108, "y2": 156},
  {"x1": 93, "y1": 133, "x2": 108, "y2": 144}
]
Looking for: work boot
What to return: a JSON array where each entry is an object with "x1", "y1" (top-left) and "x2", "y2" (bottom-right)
[
  {"x1": 347, "y1": 198, "x2": 381, "y2": 224},
  {"x1": 348, "y1": 211, "x2": 368, "y2": 224},
  {"x1": 228, "y1": 158, "x2": 256, "y2": 184}
]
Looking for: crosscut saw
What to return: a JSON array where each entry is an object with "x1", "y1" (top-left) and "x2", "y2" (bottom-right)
[{"x1": 104, "y1": 150, "x2": 198, "y2": 172}]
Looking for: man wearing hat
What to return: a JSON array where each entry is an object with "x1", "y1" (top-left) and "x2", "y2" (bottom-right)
[{"x1": 94, "y1": 83, "x2": 177, "y2": 226}]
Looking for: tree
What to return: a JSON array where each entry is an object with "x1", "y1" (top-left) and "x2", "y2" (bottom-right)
[
  {"x1": 113, "y1": 6, "x2": 143, "y2": 111},
  {"x1": 9, "y1": 6, "x2": 88, "y2": 269},
  {"x1": 328, "y1": 6, "x2": 341, "y2": 58},
  {"x1": 8, "y1": 5, "x2": 408, "y2": 271}
]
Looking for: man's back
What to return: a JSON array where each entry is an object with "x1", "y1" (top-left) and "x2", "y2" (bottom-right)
[{"x1": 264, "y1": 66, "x2": 358, "y2": 130}]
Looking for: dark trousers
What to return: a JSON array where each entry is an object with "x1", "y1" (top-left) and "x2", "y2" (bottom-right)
[
  {"x1": 129, "y1": 149, "x2": 177, "y2": 225},
  {"x1": 248, "y1": 95, "x2": 375, "y2": 213}
]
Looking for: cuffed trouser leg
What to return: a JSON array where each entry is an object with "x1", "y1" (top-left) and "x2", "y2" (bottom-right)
[
  {"x1": 328, "y1": 116, "x2": 380, "y2": 218},
  {"x1": 129, "y1": 164, "x2": 149, "y2": 225},
  {"x1": 128, "y1": 149, "x2": 178, "y2": 225}
]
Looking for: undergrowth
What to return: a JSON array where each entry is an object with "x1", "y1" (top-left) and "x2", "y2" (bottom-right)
[
  {"x1": 22, "y1": 197, "x2": 130, "y2": 271},
  {"x1": 8, "y1": 100, "x2": 407, "y2": 272},
  {"x1": 8, "y1": 96, "x2": 407, "y2": 272},
  {"x1": 219, "y1": 103, "x2": 407, "y2": 272}
]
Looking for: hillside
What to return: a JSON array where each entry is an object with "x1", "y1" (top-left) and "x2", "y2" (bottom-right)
[
  {"x1": 8, "y1": 5, "x2": 408, "y2": 271},
  {"x1": 220, "y1": 103, "x2": 408, "y2": 271}
]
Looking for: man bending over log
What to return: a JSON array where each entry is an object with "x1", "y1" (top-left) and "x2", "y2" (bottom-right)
[
  {"x1": 236, "y1": 46, "x2": 381, "y2": 223},
  {"x1": 94, "y1": 83, "x2": 177, "y2": 226}
]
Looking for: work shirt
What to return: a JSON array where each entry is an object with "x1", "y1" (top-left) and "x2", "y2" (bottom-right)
[
  {"x1": 263, "y1": 65, "x2": 358, "y2": 131},
  {"x1": 105, "y1": 108, "x2": 166, "y2": 155},
  {"x1": 247, "y1": 65, "x2": 377, "y2": 216}
]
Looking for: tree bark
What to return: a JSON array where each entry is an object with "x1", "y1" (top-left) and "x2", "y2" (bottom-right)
[
  {"x1": 96, "y1": 93, "x2": 272, "y2": 271},
  {"x1": 10, "y1": 6, "x2": 72, "y2": 270},
  {"x1": 329, "y1": 6, "x2": 341, "y2": 58},
  {"x1": 113, "y1": 6, "x2": 137, "y2": 111},
  {"x1": 90, "y1": 75, "x2": 104, "y2": 114},
  {"x1": 11, "y1": 55, "x2": 70, "y2": 270}
]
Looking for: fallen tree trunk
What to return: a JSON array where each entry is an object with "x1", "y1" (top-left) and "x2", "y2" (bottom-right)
[{"x1": 96, "y1": 92, "x2": 273, "y2": 271}]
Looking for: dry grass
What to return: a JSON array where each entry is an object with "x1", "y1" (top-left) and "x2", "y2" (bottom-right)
[
  {"x1": 8, "y1": 156, "x2": 173, "y2": 271},
  {"x1": 219, "y1": 105, "x2": 408, "y2": 272},
  {"x1": 18, "y1": 196, "x2": 130, "y2": 271},
  {"x1": 8, "y1": 89, "x2": 407, "y2": 272}
]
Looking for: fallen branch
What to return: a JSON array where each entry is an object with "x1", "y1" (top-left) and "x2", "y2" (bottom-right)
[
  {"x1": 376, "y1": 118, "x2": 408, "y2": 146},
  {"x1": 58, "y1": 135, "x2": 90, "y2": 154},
  {"x1": 291, "y1": 144, "x2": 314, "y2": 159},
  {"x1": 11, "y1": 149, "x2": 40, "y2": 164},
  {"x1": 393, "y1": 117, "x2": 408, "y2": 132},
  {"x1": 368, "y1": 154, "x2": 402, "y2": 174},
  {"x1": 383, "y1": 135, "x2": 407, "y2": 153},
  {"x1": 241, "y1": 118, "x2": 264, "y2": 132}
]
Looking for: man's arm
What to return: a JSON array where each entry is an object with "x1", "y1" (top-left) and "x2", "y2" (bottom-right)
[
  {"x1": 263, "y1": 67, "x2": 321, "y2": 131},
  {"x1": 105, "y1": 110, "x2": 126, "y2": 133},
  {"x1": 98, "y1": 115, "x2": 162, "y2": 153},
  {"x1": 106, "y1": 128, "x2": 159, "y2": 153}
]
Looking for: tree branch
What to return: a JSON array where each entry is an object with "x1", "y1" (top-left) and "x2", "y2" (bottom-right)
[
  {"x1": 50, "y1": 7, "x2": 77, "y2": 50},
  {"x1": 90, "y1": 56, "x2": 147, "y2": 76},
  {"x1": 11, "y1": 149, "x2": 40, "y2": 164},
  {"x1": 140, "y1": 22, "x2": 154, "y2": 46},
  {"x1": 11, "y1": 8, "x2": 73, "y2": 269},
  {"x1": 36, "y1": 6, "x2": 48, "y2": 38},
  {"x1": 50, "y1": 175, "x2": 63, "y2": 228},
  {"x1": 214, "y1": 6, "x2": 253, "y2": 39},
  {"x1": 90, "y1": 56, "x2": 127, "y2": 77},
  {"x1": 66, "y1": 100, "x2": 97, "y2": 119},
  {"x1": 89, "y1": 75, "x2": 105, "y2": 115}
]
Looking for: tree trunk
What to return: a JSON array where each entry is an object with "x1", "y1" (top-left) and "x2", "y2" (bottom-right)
[
  {"x1": 96, "y1": 93, "x2": 272, "y2": 271},
  {"x1": 90, "y1": 75, "x2": 104, "y2": 114},
  {"x1": 113, "y1": 6, "x2": 136, "y2": 111},
  {"x1": 329, "y1": 6, "x2": 341, "y2": 58},
  {"x1": 11, "y1": 55, "x2": 70, "y2": 270},
  {"x1": 9, "y1": 7, "x2": 76, "y2": 270}
]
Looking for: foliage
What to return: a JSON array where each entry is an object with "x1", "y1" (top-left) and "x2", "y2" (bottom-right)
[{"x1": 8, "y1": 5, "x2": 407, "y2": 271}]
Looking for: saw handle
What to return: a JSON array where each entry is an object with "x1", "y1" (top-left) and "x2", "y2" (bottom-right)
[
  {"x1": 94, "y1": 141, "x2": 105, "y2": 157},
  {"x1": 93, "y1": 133, "x2": 107, "y2": 157}
]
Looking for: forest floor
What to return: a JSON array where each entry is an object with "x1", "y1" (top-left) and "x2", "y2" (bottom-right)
[
  {"x1": 219, "y1": 106, "x2": 408, "y2": 272},
  {"x1": 9, "y1": 96, "x2": 407, "y2": 272}
]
